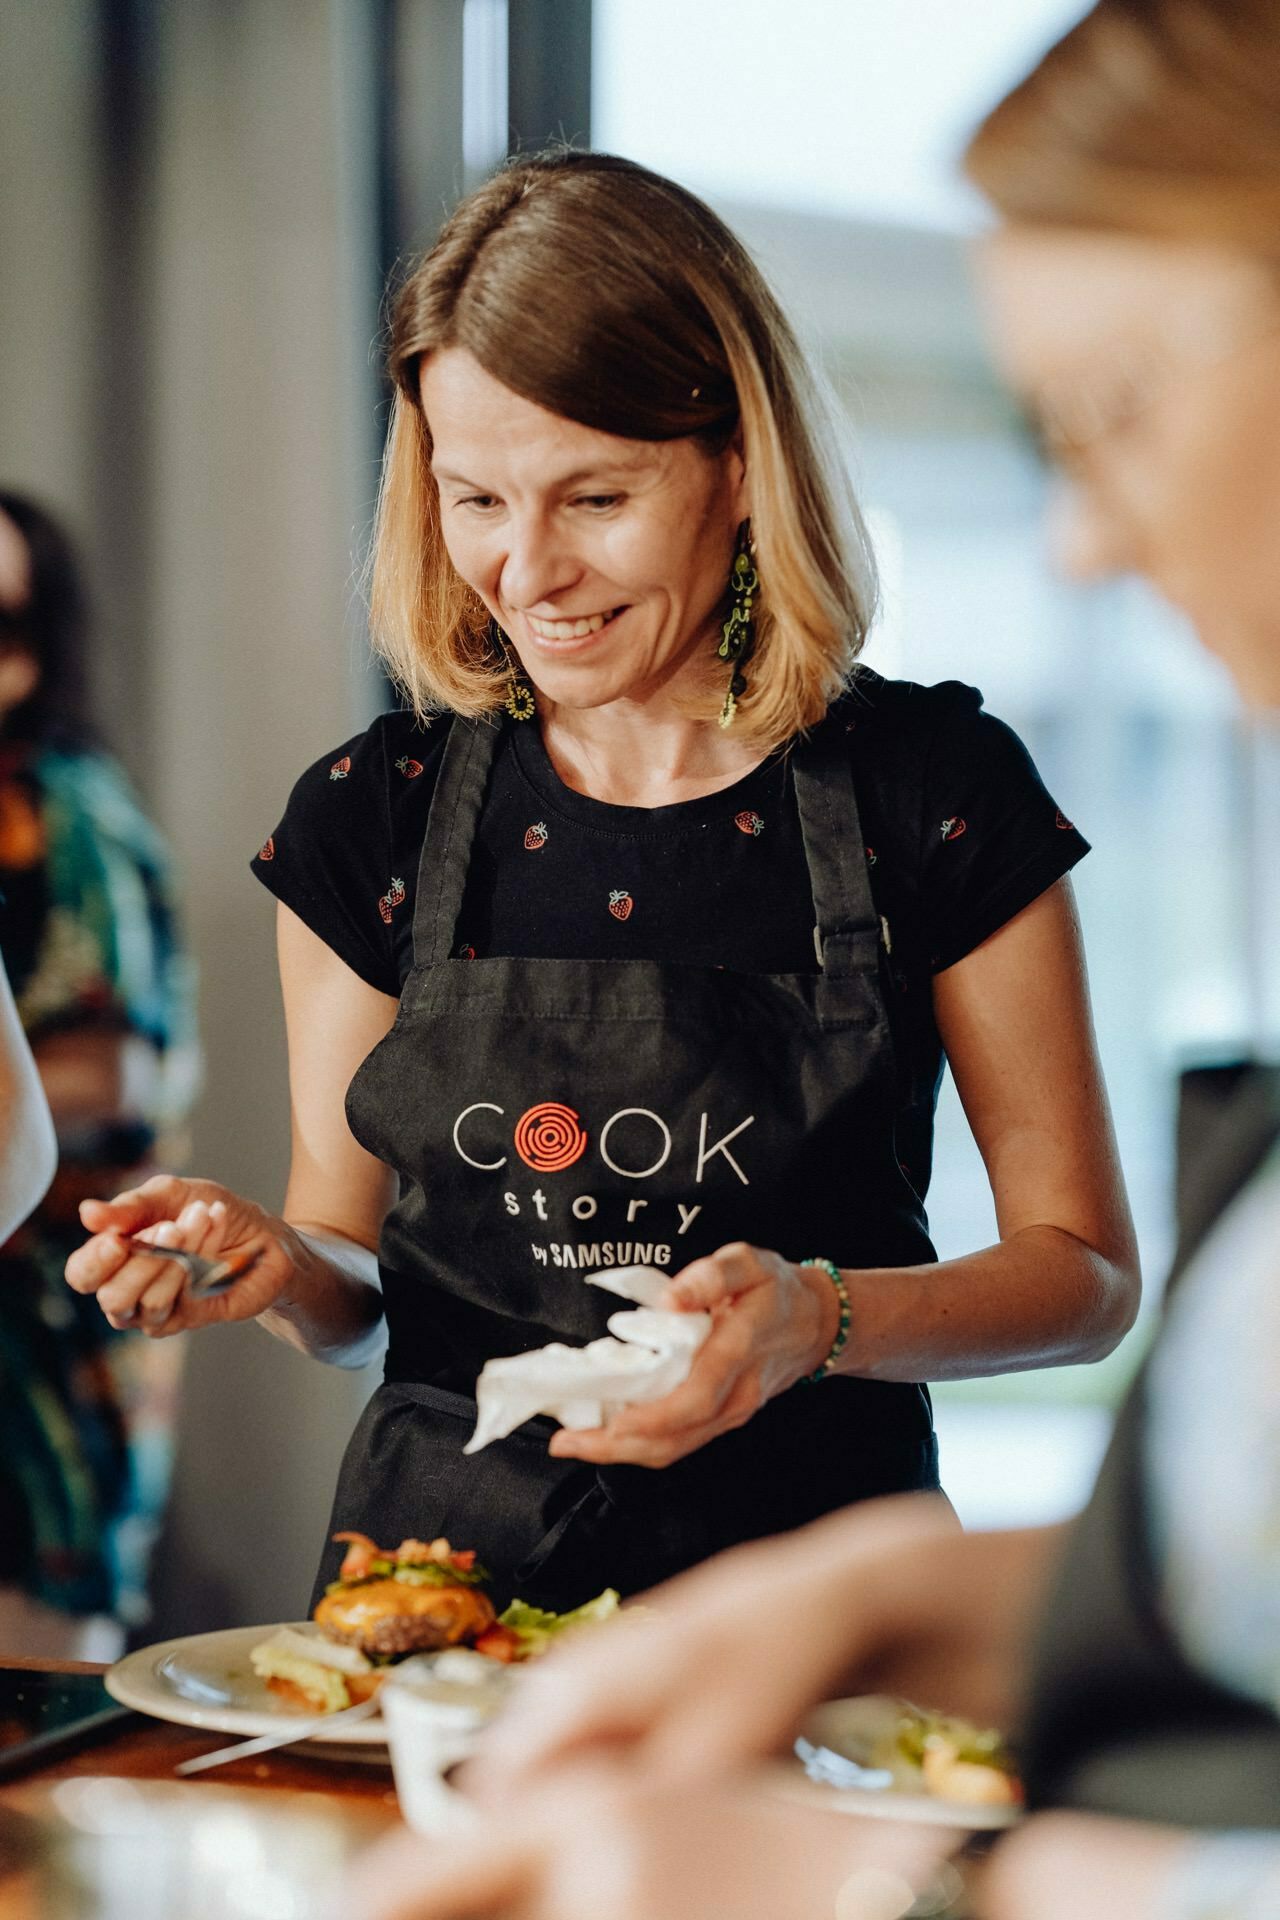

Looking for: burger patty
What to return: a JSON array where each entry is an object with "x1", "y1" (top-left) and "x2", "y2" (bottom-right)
[{"x1": 314, "y1": 1578, "x2": 496, "y2": 1657}]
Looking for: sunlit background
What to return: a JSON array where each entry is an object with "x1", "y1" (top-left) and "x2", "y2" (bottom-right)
[{"x1": 4, "y1": 0, "x2": 1277, "y2": 1633}]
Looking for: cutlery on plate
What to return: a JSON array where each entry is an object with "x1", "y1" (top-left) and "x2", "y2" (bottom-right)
[
  {"x1": 173, "y1": 1693, "x2": 382, "y2": 1775},
  {"x1": 120, "y1": 1239, "x2": 265, "y2": 1301}
]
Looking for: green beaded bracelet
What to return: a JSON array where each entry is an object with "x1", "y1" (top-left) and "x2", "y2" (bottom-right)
[{"x1": 801, "y1": 1257, "x2": 851, "y2": 1383}]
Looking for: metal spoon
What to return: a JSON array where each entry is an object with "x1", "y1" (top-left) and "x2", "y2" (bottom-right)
[{"x1": 119, "y1": 1238, "x2": 265, "y2": 1301}]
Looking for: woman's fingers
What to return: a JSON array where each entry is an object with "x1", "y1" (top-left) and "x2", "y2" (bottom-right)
[
  {"x1": 133, "y1": 1201, "x2": 223, "y2": 1328},
  {"x1": 662, "y1": 1240, "x2": 771, "y2": 1311},
  {"x1": 69, "y1": 1182, "x2": 251, "y2": 1333},
  {"x1": 549, "y1": 1373, "x2": 760, "y2": 1467},
  {"x1": 78, "y1": 1172, "x2": 200, "y2": 1237}
]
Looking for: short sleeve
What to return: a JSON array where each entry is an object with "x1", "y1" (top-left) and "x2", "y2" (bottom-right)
[
  {"x1": 250, "y1": 721, "x2": 402, "y2": 995},
  {"x1": 919, "y1": 686, "x2": 1089, "y2": 973}
]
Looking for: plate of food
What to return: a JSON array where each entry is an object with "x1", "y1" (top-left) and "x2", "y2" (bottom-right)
[
  {"x1": 782, "y1": 1694, "x2": 1023, "y2": 1829},
  {"x1": 105, "y1": 1533, "x2": 620, "y2": 1751}
]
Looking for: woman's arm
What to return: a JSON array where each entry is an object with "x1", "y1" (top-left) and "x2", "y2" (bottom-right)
[
  {"x1": 256, "y1": 901, "x2": 399, "y2": 1363},
  {"x1": 832, "y1": 872, "x2": 1141, "y2": 1380},
  {"x1": 0, "y1": 955, "x2": 56, "y2": 1241},
  {"x1": 557, "y1": 877, "x2": 1139, "y2": 1469},
  {"x1": 66, "y1": 905, "x2": 398, "y2": 1366}
]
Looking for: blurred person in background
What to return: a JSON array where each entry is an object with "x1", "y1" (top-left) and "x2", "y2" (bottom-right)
[
  {"x1": 0, "y1": 956, "x2": 56, "y2": 1244},
  {"x1": 350, "y1": 3, "x2": 1280, "y2": 1917},
  {"x1": 0, "y1": 491, "x2": 197, "y2": 1659},
  {"x1": 65, "y1": 152, "x2": 1139, "y2": 1615}
]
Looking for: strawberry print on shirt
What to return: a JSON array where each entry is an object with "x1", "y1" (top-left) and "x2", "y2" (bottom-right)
[
  {"x1": 330, "y1": 755, "x2": 351, "y2": 781},
  {"x1": 941, "y1": 818, "x2": 967, "y2": 842},
  {"x1": 608, "y1": 889, "x2": 633, "y2": 921},
  {"x1": 379, "y1": 876, "x2": 406, "y2": 924},
  {"x1": 524, "y1": 822, "x2": 549, "y2": 850},
  {"x1": 735, "y1": 810, "x2": 765, "y2": 837}
]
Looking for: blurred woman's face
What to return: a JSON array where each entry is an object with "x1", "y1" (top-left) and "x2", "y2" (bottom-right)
[
  {"x1": 421, "y1": 348, "x2": 748, "y2": 717},
  {"x1": 977, "y1": 230, "x2": 1280, "y2": 708}
]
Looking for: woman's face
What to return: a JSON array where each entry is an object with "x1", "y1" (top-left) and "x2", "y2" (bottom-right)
[
  {"x1": 420, "y1": 348, "x2": 748, "y2": 715},
  {"x1": 977, "y1": 229, "x2": 1280, "y2": 708}
]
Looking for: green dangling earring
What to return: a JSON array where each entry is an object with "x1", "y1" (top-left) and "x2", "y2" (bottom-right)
[
  {"x1": 492, "y1": 622, "x2": 535, "y2": 720},
  {"x1": 716, "y1": 521, "x2": 758, "y2": 729}
]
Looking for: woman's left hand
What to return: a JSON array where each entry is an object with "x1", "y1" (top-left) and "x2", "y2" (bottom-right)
[{"x1": 548, "y1": 1242, "x2": 837, "y2": 1468}]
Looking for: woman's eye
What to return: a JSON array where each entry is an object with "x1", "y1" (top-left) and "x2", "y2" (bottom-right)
[
  {"x1": 574, "y1": 494, "x2": 622, "y2": 511},
  {"x1": 458, "y1": 495, "x2": 500, "y2": 512}
]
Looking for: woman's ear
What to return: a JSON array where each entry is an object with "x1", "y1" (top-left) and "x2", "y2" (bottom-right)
[
  {"x1": 0, "y1": 646, "x2": 40, "y2": 718},
  {"x1": 726, "y1": 429, "x2": 750, "y2": 522}
]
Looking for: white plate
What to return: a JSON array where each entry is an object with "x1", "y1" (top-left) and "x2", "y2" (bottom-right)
[
  {"x1": 782, "y1": 1696, "x2": 1022, "y2": 1830},
  {"x1": 106, "y1": 1624, "x2": 390, "y2": 1750}
]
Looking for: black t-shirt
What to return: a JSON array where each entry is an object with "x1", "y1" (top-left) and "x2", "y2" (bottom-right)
[{"x1": 251, "y1": 675, "x2": 1088, "y2": 1205}]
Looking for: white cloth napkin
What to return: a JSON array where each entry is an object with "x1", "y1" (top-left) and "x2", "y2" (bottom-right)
[{"x1": 464, "y1": 1266, "x2": 711, "y2": 1454}]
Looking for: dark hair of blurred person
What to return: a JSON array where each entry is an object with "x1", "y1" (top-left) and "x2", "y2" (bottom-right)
[{"x1": 0, "y1": 490, "x2": 96, "y2": 751}]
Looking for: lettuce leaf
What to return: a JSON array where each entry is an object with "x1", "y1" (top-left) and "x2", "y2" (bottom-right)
[{"x1": 497, "y1": 1589, "x2": 620, "y2": 1657}]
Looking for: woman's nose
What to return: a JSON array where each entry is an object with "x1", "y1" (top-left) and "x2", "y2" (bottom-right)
[
  {"x1": 499, "y1": 516, "x2": 581, "y2": 613},
  {"x1": 1047, "y1": 474, "x2": 1136, "y2": 585}
]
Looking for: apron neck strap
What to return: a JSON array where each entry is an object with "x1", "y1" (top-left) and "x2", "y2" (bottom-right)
[
  {"x1": 412, "y1": 717, "x2": 502, "y2": 968},
  {"x1": 792, "y1": 712, "x2": 880, "y2": 979},
  {"x1": 412, "y1": 708, "x2": 879, "y2": 978}
]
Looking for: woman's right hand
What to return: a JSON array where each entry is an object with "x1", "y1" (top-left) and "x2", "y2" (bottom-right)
[{"x1": 65, "y1": 1174, "x2": 297, "y2": 1335}]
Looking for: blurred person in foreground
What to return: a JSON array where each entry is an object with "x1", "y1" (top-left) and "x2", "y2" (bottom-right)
[
  {"x1": 353, "y1": 3, "x2": 1280, "y2": 1917},
  {"x1": 0, "y1": 492, "x2": 197, "y2": 1658},
  {"x1": 0, "y1": 957, "x2": 56, "y2": 1244}
]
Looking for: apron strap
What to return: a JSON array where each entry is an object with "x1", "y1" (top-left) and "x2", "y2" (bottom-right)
[
  {"x1": 412, "y1": 717, "x2": 502, "y2": 968},
  {"x1": 792, "y1": 713, "x2": 880, "y2": 980}
]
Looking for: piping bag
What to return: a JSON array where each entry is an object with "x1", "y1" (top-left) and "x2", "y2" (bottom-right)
[{"x1": 465, "y1": 1266, "x2": 711, "y2": 1454}]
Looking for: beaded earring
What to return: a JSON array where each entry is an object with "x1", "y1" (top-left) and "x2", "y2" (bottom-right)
[
  {"x1": 492, "y1": 622, "x2": 535, "y2": 720},
  {"x1": 716, "y1": 521, "x2": 758, "y2": 729}
]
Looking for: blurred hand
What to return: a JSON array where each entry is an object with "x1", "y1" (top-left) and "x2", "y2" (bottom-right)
[
  {"x1": 65, "y1": 1173, "x2": 296, "y2": 1335},
  {"x1": 548, "y1": 1242, "x2": 835, "y2": 1469},
  {"x1": 463, "y1": 1494, "x2": 957, "y2": 1804},
  {"x1": 351, "y1": 1764, "x2": 953, "y2": 1920}
]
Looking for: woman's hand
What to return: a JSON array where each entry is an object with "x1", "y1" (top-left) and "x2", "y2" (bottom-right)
[
  {"x1": 463, "y1": 1494, "x2": 960, "y2": 1805},
  {"x1": 548, "y1": 1242, "x2": 837, "y2": 1469},
  {"x1": 65, "y1": 1174, "x2": 296, "y2": 1335},
  {"x1": 351, "y1": 1764, "x2": 953, "y2": 1920}
]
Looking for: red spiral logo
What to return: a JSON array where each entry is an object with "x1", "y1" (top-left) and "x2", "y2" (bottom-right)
[{"x1": 513, "y1": 1102, "x2": 588, "y2": 1173}]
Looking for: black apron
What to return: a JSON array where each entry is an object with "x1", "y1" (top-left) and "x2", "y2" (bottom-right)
[
  {"x1": 314, "y1": 712, "x2": 940, "y2": 1611},
  {"x1": 1018, "y1": 1063, "x2": 1280, "y2": 1827}
]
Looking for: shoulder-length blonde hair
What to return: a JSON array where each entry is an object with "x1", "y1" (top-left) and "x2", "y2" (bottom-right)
[
  {"x1": 369, "y1": 151, "x2": 876, "y2": 750},
  {"x1": 964, "y1": 0, "x2": 1280, "y2": 260}
]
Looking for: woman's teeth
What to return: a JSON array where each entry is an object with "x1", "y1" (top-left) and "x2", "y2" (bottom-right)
[{"x1": 525, "y1": 609, "x2": 617, "y2": 641}]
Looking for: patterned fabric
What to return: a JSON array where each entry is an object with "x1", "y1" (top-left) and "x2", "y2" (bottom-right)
[
  {"x1": 1145, "y1": 1144, "x2": 1280, "y2": 1718},
  {"x1": 0, "y1": 743, "x2": 196, "y2": 1620},
  {"x1": 251, "y1": 676, "x2": 1088, "y2": 1211}
]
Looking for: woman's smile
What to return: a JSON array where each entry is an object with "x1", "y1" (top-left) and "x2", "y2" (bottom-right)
[{"x1": 521, "y1": 606, "x2": 628, "y2": 649}]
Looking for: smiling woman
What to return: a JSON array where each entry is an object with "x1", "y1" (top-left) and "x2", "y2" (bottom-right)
[
  {"x1": 67, "y1": 150, "x2": 1139, "y2": 1616},
  {"x1": 372, "y1": 152, "x2": 871, "y2": 755}
]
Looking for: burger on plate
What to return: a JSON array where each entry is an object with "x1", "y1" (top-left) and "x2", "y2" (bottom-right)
[{"x1": 250, "y1": 1532, "x2": 617, "y2": 1713}]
